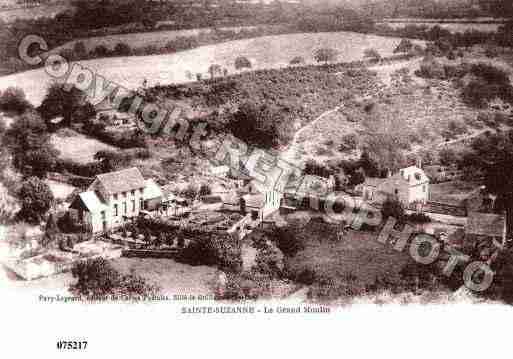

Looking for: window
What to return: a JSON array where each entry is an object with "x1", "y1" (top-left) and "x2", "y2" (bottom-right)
[
  {"x1": 140, "y1": 198, "x2": 144, "y2": 210},
  {"x1": 395, "y1": 189, "x2": 399, "y2": 195},
  {"x1": 132, "y1": 200, "x2": 136, "y2": 212},
  {"x1": 114, "y1": 204, "x2": 118, "y2": 216},
  {"x1": 122, "y1": 192, "x2": 127, "y2": 198},
  {"x1": 423, "y1": 185, "x2": 426, "y2": 193},
  {"x1": 101, "y1": 211, "x2": 106, "y2": 220},
  {"x1": 140, "y1": 188, "x2": 144, "y2": 195},
  {"x1": 123, "y1": 202, "x2": 127, "y2": 215},
  {"x1": 131, "y1": 190, "x2": 135, "y2": 196},
  {"x1": 113, "y1": 193, "x2": 118, "y2": 200}
]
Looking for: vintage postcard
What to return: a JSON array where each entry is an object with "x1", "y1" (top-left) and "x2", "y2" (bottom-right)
[{"x1": 1, "y1": 0, "x2": 513, "y2": 357}]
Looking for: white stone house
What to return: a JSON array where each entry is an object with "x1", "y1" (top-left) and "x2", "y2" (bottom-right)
[
  {"x1": 69, "y1": 167, "x2": 163, "y2": 233},
  {"x1": 357, "y1": 166, "x2": 430, "y2": 206}
]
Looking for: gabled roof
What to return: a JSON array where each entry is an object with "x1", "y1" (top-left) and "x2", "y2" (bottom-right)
[
  {"x1": 143, "y1": 179, "x2": 163, "y2": 200},
  {"x1": 243, "y1": 193, "x2": 266, "y2": 209},
  {"x1": 399, "y1": 166, "x2": 430, "y2": 186},
  {"x1": 95, "y1": 167, "x2": 145, "y2": 195},
  {"x1": 74, "y1": 191, "x2": 108, "y2": 213},
  {"x1": 466, "y1": 212, "x2": 505, "y2": 237}
]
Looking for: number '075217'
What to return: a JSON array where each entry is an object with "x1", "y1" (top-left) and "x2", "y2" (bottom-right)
[{"x1": 56, "y1": 341, "x2": 88, "y2": 350}]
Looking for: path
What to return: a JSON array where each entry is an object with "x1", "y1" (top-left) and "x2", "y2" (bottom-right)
[
  {"x1": 279, "y1": 105, "x2": 344, "y2": 164},
  {"x1": 437, "y1": 128, "x2": 490, "y2": 148}
]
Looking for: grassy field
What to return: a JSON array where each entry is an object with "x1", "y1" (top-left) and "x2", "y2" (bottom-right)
[
  {"x1": 52, "y1": 25, "x2": 273, "y2": 54},
  {"x1": 285, "y1": 220, "x2": 415, "y2": 300},
  {"x1": 1, "y1": 257, "x2": 217, "y2": 297},
  {"x1": 0, "y1": 31, "x2": 412, "y2": 106},
  {"x1": 0, "y1": 3, "x2": 69, "y2": 23},
  {"x1": 430, "y1": 180, "x2": 481, "y2": 205},
  {"x1": 50, "y1": 130, "x2": 118, "y2": 164},
  {"x1": 111, "y1": 258, "x2": 217, "y2": 296}
]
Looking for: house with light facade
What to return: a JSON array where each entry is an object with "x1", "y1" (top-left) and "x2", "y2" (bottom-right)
[
  {"x1": 69, "y1": 167, "x2": 163, "y2": 233},
  {"x1": 357, "y1": 165, "x2": 430, "y2": 207}
]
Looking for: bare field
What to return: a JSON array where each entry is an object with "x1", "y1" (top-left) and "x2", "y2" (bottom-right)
[{"x1": 0, "y1": 32, "x2": 412, "y2": 106}]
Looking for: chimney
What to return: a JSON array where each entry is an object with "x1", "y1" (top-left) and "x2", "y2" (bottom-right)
[{"x1": 416, "y1": 157, "x2": 422, "y2": 169}]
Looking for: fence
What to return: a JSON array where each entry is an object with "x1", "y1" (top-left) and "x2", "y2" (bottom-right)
[{"x1": 410, "y1": 201, "x2": 467, "y2": 217}]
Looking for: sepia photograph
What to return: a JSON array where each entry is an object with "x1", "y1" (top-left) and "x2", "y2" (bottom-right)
[{"x1": 0, "y1": 0, "x2": 513, "y2": 356}]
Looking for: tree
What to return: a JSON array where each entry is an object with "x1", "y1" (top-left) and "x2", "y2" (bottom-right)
[
  {"x1": 17, "y1": 177, "x2": 54, "y2": 224},
  {"x1": 381, "y1": 198, "x2": 405, "y2": 223},
  {"x1": 208, "y1": 64, "x2": 222, "y2": 79},
  {"x1": 234, "y1": 56, "x2": 251, "y2": 70},
  {"x1": 394, "y1": 39, "x2": 414, "y2": 54},
  {"x1": 290, "y1": 56, "x2": 305, "y2": 65},
  {"x1": 38, "y1": 83, "x2": 90, "y2": 127},
  {"x1": 465, "y1": 130, "x2": 513, "y2": 238},
  {"x1": 438, "y1": 148, "x2": 459, "y2": 166},
  {"x1": 72, "y1": 41, "x2": 87, "y2": 59},
  {"x1": 227, "y1": 101, "x2": 287, "y2": 149},
  {"x1": 3, "y1": 111, "x2": 58, "y2": 177},
  {"x1": 363, "y1": 48, "x2": 382, "y2": 62},
  {"x1": 314, "y1": 48, "x2": 338, "y2": 64},
  {"x1": 113, "y1": 42, "x2": 132, "y2": 56},
  {"x1": 0, "y1": 87, "x2": 31, "y2": 114},
  {"x1": 90, "y1": 44, "x2": 110, "y2": 58}
]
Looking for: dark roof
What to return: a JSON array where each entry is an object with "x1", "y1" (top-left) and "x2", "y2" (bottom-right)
[
  {"x1": 466, "y1": 212, "x2": 505, "y2": 237},
  {"x1": 96, "y1": 167, "x2": 145, "y2": 195}
]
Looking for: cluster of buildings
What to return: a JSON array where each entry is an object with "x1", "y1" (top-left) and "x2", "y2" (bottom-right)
[{"x1": 66, "y1": 159, "x2": 508, "y2": 259}]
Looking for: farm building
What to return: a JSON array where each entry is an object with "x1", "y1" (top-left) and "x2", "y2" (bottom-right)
[
  {"x1": 69, "y1": 167, "x2": 163, "y2": 233},
  {"x1": 357, "y1": 165, "x2": 430, "y2": 206},
  {"x1": 424, "y1": 165, "x2": 464, "y2": 183}
]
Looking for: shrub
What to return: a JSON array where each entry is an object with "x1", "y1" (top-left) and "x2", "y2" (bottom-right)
[
  {"x1": 113, "y1": 42, "x2": 132, "y2": 56},
  {"x1": 0, "y1": 87, "x2": 31, "y2": 114},
  {"x1": 199, "y1": 183, "x2": 212, "y2": 196},
  {"x1": 381, "y1": 198, "x2": 405, "y2": 223},
  {"x1": 394, "y1": 39, "x2": 413, "y2": 54},
  {"x1": 234, "y1": 56, "x2": 251, "y2": 70},
  {"x1": 447, "y1": 120, "x2": 468, "y2": 136},
  {"x1": 72, "y1": 41, "x2": 87, "y2": 59},
  {"x1": 405, "y1": 213, "x2": 431, "y2": 224},
  {"x1": 363, "y1": 48, "x2": 382, "y2": 62},
  {"x1": 70, "y1": 258, "x2": 159, "y2": 297},
  {"x1": 339, "y1": 133, "x2": 359, "y2": 151},
  {"x1": 227, "y1": 101, "x2": 288, "y2": 149},
  {"x1": 178, "y1": 234, "x2": 242, "y2": 272},
  {"x1": 415, "y1": 59, "x2": 445, "y2": 79},
  {"x1": 90, "y1": 44, "x2": 109, "y2": 58},
  {"x1": 314, "y1": 48, "x2": 338, "y2": 64},
  {"x1": 439, "y1": 148, "x2": 459, "y2": 166},
  {"x1": 180, "y1": 184, "x2": 198, "y2": 200},
  {"x1": 273, "y1": 227, "x2": 303, "y2": 257},
  {"x1": 16, "y1": 177, "x2": 54, "y2": 224},
  {"x1": 290, "y1": 56, "x2": 305, "y2": 65}
]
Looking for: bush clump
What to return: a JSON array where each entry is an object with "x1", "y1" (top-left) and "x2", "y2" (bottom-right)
[{"x1": 70, "y1": 258, "x2": 160, "y2": 297}]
